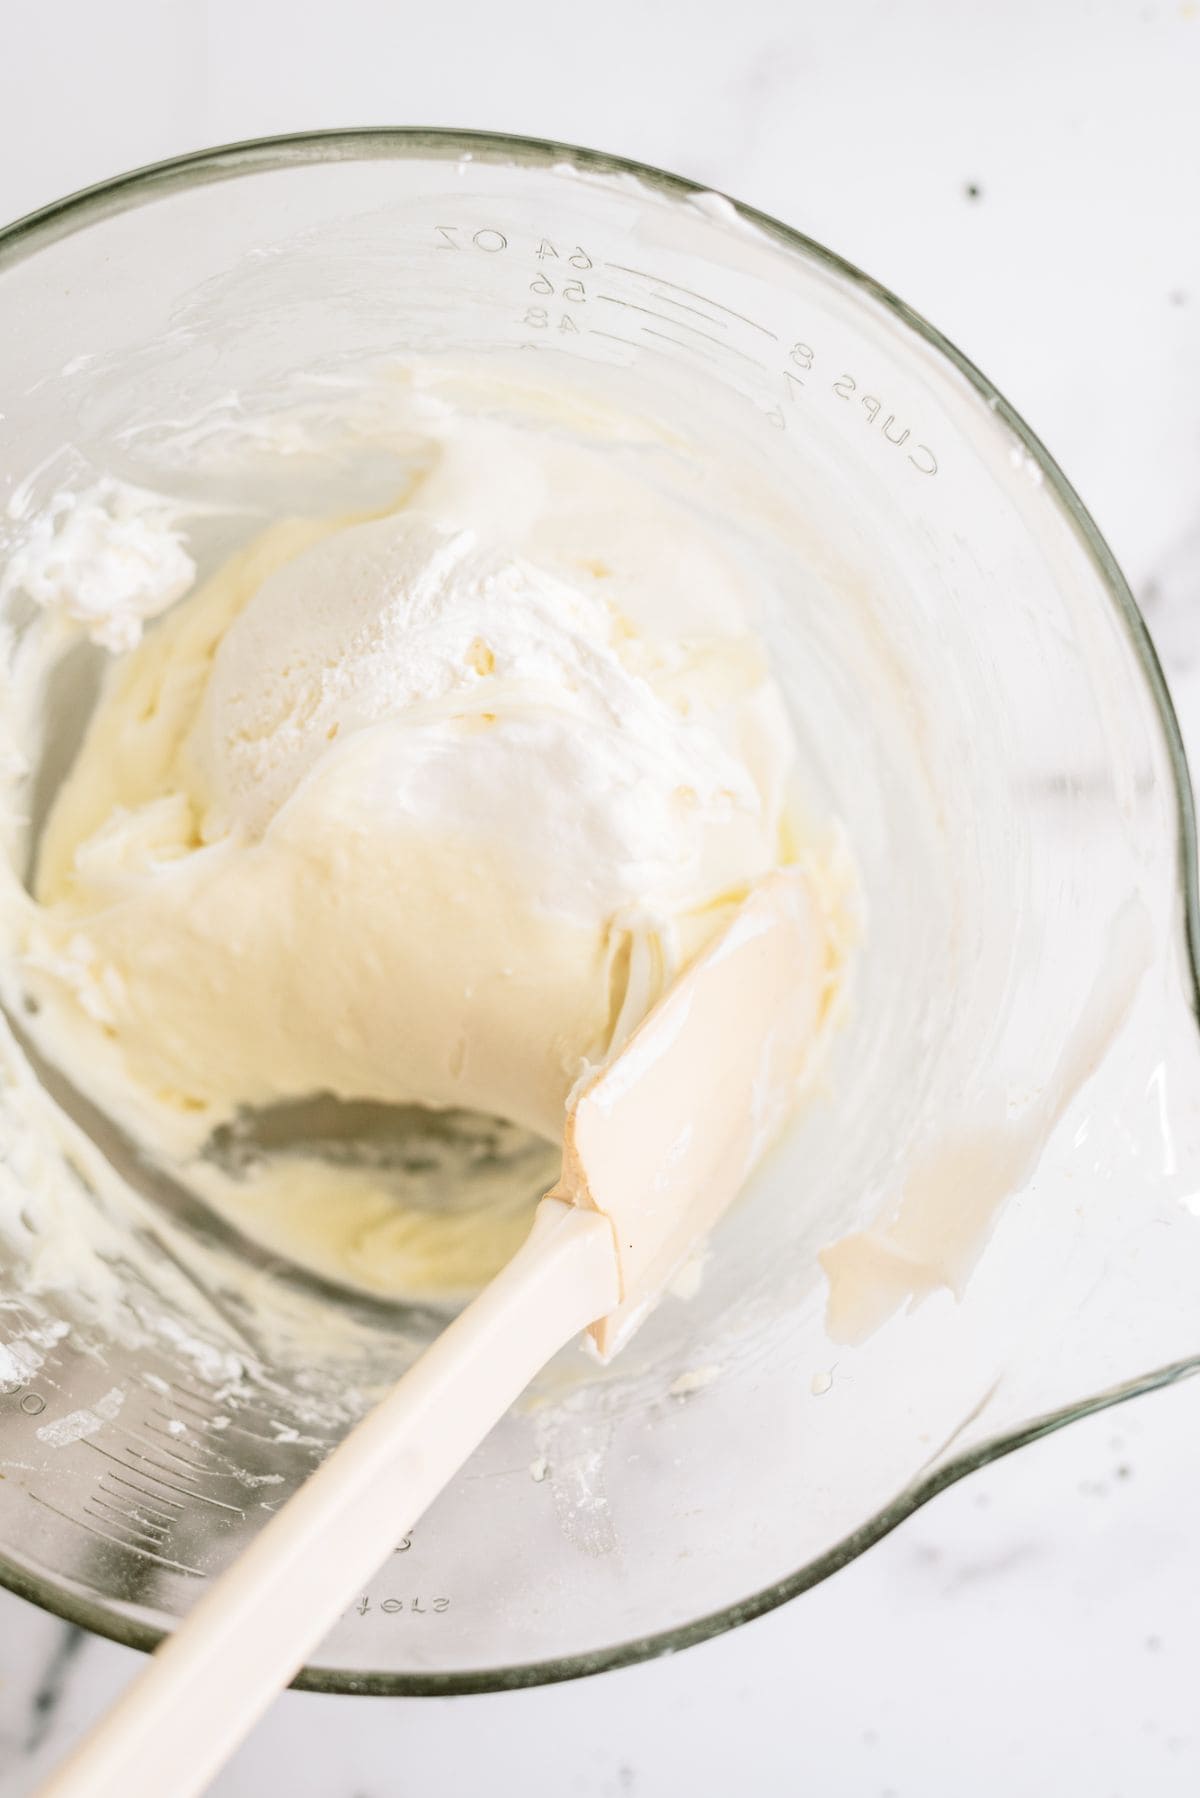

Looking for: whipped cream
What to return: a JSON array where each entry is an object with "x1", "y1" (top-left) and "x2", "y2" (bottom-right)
[{"x1": 2, "y1": 478, "x2": 195, "y2": 652}]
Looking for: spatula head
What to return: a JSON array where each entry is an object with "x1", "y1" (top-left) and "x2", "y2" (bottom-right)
[{"x1": 551, "y1": 871, "x2": 828, "y2": 1356}]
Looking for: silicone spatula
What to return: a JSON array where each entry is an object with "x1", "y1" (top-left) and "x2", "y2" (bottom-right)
[{"x1": 39, "y1": 869, "x2": 825, "y2": 1798}]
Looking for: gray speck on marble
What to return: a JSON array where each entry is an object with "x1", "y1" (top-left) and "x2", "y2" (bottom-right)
[
  {"x1": 1139, "y1": 521, "x2": 1200, "y2": 675},
  {"x1": 941, "y1": 1540, "x2": 1041, "y2": 1593},
  {"x1": 23, "y1": 1623, "x2": 86, "y2": 1755}
]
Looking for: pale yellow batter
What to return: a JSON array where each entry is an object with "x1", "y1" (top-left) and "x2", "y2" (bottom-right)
[{"x1": 18, "y1": 402, "x2": 825, "y2": 1302}]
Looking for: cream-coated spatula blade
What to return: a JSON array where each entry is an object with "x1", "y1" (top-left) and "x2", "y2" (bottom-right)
[
  {"x1": 38, "y1": 870, "x2": 823, "y2": 1798},
  {"x1": 559, "y1": 870, "x2": 825, "y2": 1356}
]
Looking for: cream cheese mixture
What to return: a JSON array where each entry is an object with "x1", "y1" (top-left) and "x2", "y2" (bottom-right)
[{"x1": 8, "y1": 393, "x2": 847, "y2": 1307}]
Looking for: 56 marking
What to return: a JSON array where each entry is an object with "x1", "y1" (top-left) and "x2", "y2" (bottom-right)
[{"x1": 529, "y1": 275, "x2": 587, "y2": 301}]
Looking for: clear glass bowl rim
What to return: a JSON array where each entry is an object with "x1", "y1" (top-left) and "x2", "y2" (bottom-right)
[{"x1": 1, "y1": 125, "x2": 1198, "y2": 1696}]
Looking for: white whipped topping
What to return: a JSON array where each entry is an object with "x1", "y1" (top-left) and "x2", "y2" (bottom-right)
[
  {"x1": 197, "y1": 510, "x2": 772, "y2": 923},
  {"x1": 2, "y1": 477, "x2": 195, "y2": 652}
]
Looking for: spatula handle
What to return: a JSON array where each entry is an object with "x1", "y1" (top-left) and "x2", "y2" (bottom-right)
[{"x1": 39, "y1": 1199, "x2": 619, "y2": 1798}]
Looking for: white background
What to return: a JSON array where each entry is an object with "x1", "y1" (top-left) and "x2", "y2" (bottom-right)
[{"x1": 1, "y1": 2, "x2": 1199, "y2": 1793}]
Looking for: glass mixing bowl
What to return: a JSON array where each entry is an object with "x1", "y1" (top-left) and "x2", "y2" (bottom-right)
[{"x1": 1, "y1": 130, "x2": 1199, "y2": 1694}]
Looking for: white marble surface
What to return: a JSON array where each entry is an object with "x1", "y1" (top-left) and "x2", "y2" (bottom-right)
[{"x1": 1, "y1": 2, "x2": 1199, "y2": 1792}]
